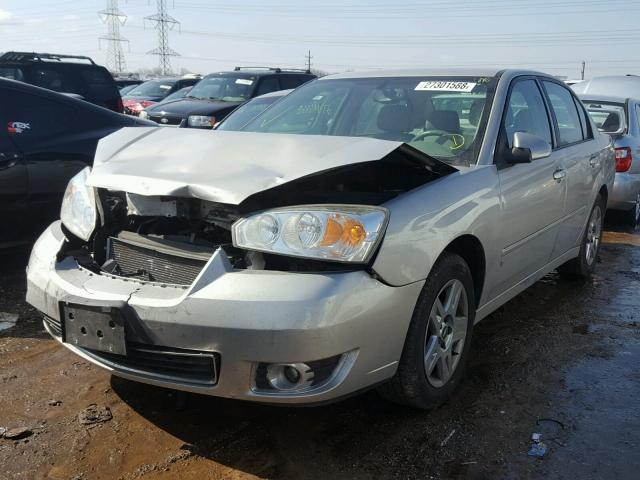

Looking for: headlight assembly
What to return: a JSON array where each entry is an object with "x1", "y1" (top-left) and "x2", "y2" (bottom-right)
[
  {"x1": 187, "y1": 115, "x2": 216, "y2": 128},
  {"x1": 60, "y1": 167, "x2": 97, "y2": 242},
  {"x1": 232, "y1": 205, "x2": 388, "y2": 263}
]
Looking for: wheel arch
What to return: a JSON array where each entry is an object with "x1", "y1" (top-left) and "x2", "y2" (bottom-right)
[
  {"x1": 441, "y1": 234, "x2": 486, "y2": 308},
  {"x1": 598, "y1": 184, "x2": 608, "y2": 208}
]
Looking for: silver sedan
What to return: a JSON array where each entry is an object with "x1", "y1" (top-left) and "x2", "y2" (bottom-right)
[
  {"x1": 26, "y1": 69, "x2": 614, "y2": 409},
  {"x1": 579, "y1": 94, "x2": 640, "y2": 225}
]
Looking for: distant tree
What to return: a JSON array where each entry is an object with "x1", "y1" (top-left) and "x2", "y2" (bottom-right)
[{"x1": 311, "y1": 68, "x2": 329, "y2": 77}]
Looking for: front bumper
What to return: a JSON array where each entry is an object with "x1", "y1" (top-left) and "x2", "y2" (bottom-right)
[
  {"x1": 26, "y1": 222, "x2": 423, "y2": 404},
  {"x1": 608, "y1": 172, "x2": 640, "y2": 211}
]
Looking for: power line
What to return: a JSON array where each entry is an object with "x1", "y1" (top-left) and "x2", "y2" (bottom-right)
[
  {"x1": 144, "y1": 0, "x2": 180, "y2": 75},
  {"x1": 98, "y1": 0, "x2": 128, "y2": 73}
]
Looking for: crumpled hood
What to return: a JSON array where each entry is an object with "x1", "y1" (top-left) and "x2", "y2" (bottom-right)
[{"x1": 89, "y1": 127, "x2": 404, "y2": 205}]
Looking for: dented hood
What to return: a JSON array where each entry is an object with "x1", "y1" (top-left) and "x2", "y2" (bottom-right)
[{"x1": 89, "y1": 127, "x2": 438, "y2": 205}]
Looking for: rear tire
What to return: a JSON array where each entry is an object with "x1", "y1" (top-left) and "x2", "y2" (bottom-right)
[
  {"x1": 378, "y1": 252, "x2": 474, "y2": 410},
  {"x1": 558, "y1": 194, "x2": 604, "y2": 277}
]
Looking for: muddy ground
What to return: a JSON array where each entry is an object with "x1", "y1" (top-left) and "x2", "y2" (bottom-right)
[{"x1": 1, "y1": 222, "x2": 639, "y2": 480}]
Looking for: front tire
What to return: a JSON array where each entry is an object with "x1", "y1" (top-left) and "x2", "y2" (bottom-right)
[
  {"x1": 378, "y1": 252, "x2": 475, "y2": 409},
  {"x1": 558, "y1": 194, "x2": 604, "y2": 277}
]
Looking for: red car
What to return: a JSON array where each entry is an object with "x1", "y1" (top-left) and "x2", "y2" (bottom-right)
[{"x1": 123, "y1": 76, "x2": 200, "y2": 116}]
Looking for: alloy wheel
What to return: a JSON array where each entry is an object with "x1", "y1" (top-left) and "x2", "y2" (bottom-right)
[
  {"x1": 585, "y1": 204, "x2": 602, "y2": 266},
  {"x1": 424, "y1": 279, "x2": 468, "y2": 388}
]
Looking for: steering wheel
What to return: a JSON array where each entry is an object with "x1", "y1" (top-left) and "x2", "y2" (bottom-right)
[{"x1": 412, "y1": 130, "x2": 465, "y2": 150}]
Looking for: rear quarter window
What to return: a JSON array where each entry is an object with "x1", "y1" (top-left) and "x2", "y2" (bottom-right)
[
  {"x1": 76, "y1": 67, "x2": 118, "y2": 99},
  {"x1": 280, "y1": 75, "x2": 303, "y2": 90}
]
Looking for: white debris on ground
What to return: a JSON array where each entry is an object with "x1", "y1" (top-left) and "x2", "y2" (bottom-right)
[{"x1": 0, "y1": 312, "x2": 18, "y2": 332}]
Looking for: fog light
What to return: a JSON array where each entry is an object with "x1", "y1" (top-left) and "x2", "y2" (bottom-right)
[{"x1": 266, "y1": 363, "x2": 314, "y2": 391}]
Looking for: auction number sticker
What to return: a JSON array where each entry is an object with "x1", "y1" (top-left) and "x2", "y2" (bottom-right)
[
  {"x1": 415, "y1": 81, "x2": 477, "y2": 92},
  {"x1": 235, "y1": 78, "x2": 254, "y2": 85}
]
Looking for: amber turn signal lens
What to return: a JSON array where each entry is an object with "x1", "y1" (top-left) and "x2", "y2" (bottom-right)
[{"x1": 320, "y1": 215, "x2": 365, "y2": 247}]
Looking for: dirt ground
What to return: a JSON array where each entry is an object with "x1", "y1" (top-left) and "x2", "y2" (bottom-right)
[{"x1": 1, "y1": 222, "x2": 639, "y2": 480}]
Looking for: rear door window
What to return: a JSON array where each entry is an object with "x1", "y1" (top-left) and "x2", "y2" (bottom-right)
[
  {"x1": 573, "y1": 97, "x2": 591, "y2": 139},
  {"x1": 543, "y1": 81, "x2": 584, "y2": 146},
  {"x1": 29, "y1": 67, "x2": 75, "y2": 93},
  {"x1": 280, "y1": 75, "x2": 303, "y2": 90},
  {"x1": 76, "y1": 67, "x2": 117, "y2": 99}
]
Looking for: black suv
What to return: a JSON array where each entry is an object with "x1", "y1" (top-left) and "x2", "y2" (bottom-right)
[
  {"x1": 0, "y1": 78, "x2": 155, "y2": 248},
  {"x1": 141, "y1": 67, "x2": 316, "y2": 128},
  {"x1": 0, "y1": 51, "x2": 123, "y2": 113}
]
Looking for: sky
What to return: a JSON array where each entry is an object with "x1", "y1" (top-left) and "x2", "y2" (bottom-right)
[{"x1": 0, "y1": 0, "x2": 639, "y2": 79}]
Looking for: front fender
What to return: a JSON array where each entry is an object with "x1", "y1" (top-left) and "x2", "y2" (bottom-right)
[{"x1": 372, "y1": 166, "x2": 500, "y2": 303}]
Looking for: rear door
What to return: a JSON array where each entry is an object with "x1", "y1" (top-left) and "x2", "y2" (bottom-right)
[
  {"x1": 0, "y1": 87, "x2": 29, "y2": 246},
  {"x1": 495, "y1": 77, "x2": 566, "y2": 292},
  {"x1": 5, "y1": 91, "x2": 93, "y2": 239},
  {"x1": 541, "y1": 80, "x2": 597, "y2": 257}
]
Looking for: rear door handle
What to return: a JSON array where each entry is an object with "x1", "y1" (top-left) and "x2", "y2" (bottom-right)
[
  {"x1": 553, "y1": 169, "x2": 566, "y2": 181},
  {"x1": 589, "y1": 154, "x2": 599, "y2": 167}
]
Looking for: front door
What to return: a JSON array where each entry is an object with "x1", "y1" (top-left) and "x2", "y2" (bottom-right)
[{"x1": 494, "y1": 78, "x2": 566, "y2": 295}]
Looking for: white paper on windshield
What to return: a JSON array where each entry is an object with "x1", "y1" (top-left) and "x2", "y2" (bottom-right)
[
  {"x1": 415, "y1": 81, "x2": 477, "y2": 92},
  {"x1": 160, "y1": 85, "x2": 171, "y2": 90},
  {"x1": 235, "y1": 79, "x2": 254, "y2": 85}
]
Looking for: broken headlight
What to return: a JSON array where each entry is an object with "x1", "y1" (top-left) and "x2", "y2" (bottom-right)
[
  {"x1": 232, "y1": 205, "x2": 388, "y2": 263},
  {"x1": 60, "y1": 167, "x2": 97, "y2": 242}
]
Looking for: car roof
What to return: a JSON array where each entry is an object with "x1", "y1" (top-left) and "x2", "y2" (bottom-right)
[
  {"x1": 320, "y1": 68, "x2": 558, "y2": 80},
  {"x1": 571, "y1": 75, "x2": 640, "y2": 96},
  {"x1": 578, "y1": 94, "x2": 632, "y2": 104},
  {"x1": 205, "y1": 70, "x2": 312, "y2": 77}
]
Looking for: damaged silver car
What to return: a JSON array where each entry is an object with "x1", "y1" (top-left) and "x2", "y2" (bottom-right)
[{"x1": 26, "y1": 69, "x2": 614, "y2": 409}]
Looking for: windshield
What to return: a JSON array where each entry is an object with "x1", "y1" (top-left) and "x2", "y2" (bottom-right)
[
  {"x1": 583, "y1": 101, "x2": 626, "y2": 134},
  {"x1": 162, "y1": 86, "x2": 192, "y2": 103},
  {"x1": 127, "y1": 80, "x2": 176, "y2": 98},
  {"x1": 241, "y1": 76, "x2": 497, "y2": 165},
  {"x1": 217, "y1": 95, "x2": 284, "y2": 131},
  {"x1": 187, "y1": 74, "x2": 256, "y2": 102}
]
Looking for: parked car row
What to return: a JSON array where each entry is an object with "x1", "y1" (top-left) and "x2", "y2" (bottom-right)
[{"x1": 136, "y1": 67, "x2": 315, "y2": 127}]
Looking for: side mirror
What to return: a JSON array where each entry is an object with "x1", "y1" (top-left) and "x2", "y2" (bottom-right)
[{"x1": 507, "y1": 132, "x2": 552, "y2": 164}]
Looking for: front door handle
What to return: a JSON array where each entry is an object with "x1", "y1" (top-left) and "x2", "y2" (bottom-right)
[{"x1": 553, "y1": 169, "x2": 566, "y2": 181}]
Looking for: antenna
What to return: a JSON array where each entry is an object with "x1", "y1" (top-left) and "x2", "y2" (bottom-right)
[
  {"x1": 145, "y1": 0, "x2": 180, "y2": 75},
  {"x1": 581, "y1": 60, "x2": 586, "y2": 80},
  {"x1": 98, "y1": 0, "x2": 128, "y2": 73},
  {"x1": 305, "y1": 50, "x2": 313, "y2": 72}
]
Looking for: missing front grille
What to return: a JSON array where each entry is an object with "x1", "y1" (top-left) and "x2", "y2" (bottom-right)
[{"x1": 105, "y1": 232, "x2": 213, "y2": 285}]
